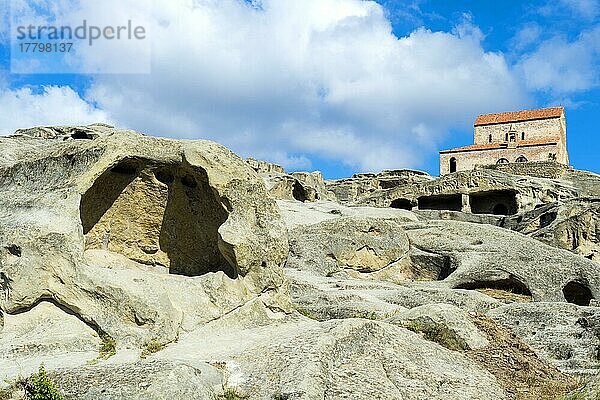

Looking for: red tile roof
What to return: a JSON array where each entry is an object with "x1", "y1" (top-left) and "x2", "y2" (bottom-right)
[
  {"x1": 474, "y1": 107, "x2": 564, "y2": 126},
  {"x1": 440, "y1": 137, "x2": 560, "y2": 154}
]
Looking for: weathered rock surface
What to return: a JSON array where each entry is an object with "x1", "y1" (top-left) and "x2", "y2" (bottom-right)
[
  {"x1": 3, "y1": 124, "x2": 600, "y2": 400},
  {"x1": 488, "y1": 302, "x2": 600, "y2": 374},
  {"x1": 157, "y1": 316, "x2": 509, "y2": 400},
  {"x1": 503, "y1": 199, "x2": 600, "y2": 262},
  {"x1": 331, "y1": 167, "x2": 600, "y2": 217},
  {"x1": 246, "y1": 158, "x2": 336, "y2": 202},
  {"x1": 276, "y1": 198, "x2": 417, "y2": 227},
  {"x1": 404, "y1": 219, "x2": 600, "y2": 303},
  {"x1": 264, "y1": 171, "x2": 335, "y2": 202},
  {"x1": 50, "y1": 361, "x2": 221, "y2": 400},
  {"x1": 0, "y1": 301, "x2": 100, "y2": 380},
  {"x1": 282, "y1": 199, "x2": 600, "y2": 304},
  {"x1": 287, "y1": 268, "x2": 500, "y2": 320},
  {"x1": 388, "y1": 303, "x2": 490, "y2": 350},
  {"x1": 288, "y1": 217, "x2": 413, "y2": 278},
  {"x1": 326, "y1": 169, "x2": 433, "y2": 204},
  {"x1": 245, "y1": 158, "x2": 285, "y2": 174},
  {"x1": 0, "y1": 124, "x2": 289, "y2": 351},
  {"x1": 278, "y1": 197, "x2": 600, "y2": 394}
]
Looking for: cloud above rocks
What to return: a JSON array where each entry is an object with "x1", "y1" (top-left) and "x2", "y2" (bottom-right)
[
  {"x1": 1, "y1": 0, "x2": 529, "y2": 174},
  {"x1": 0, "y1": 86, "x2": 108, "y2": 135}
]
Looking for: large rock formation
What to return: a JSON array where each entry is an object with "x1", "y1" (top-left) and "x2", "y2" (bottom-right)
[
  {"x1": 246, "y1": 158, "x2": 336, "y2": 202},
  {"x1": 327, "y1": 169, "x2": 434, "y2": 203},
  {"x1": 2, "y1": 125, "x2": 600, "y2": 399},
  {"x1": 503, "y1": 198, "x2": 600, "y2": 262},
  {"x1": 328, "y1": 166, "x2": 600, "y2": 218},
  {"x1": 0, "y1": 124, "x2": 289, "y2": 355}
]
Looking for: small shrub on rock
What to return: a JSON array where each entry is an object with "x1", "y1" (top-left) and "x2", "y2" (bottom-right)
[
  {"x1": 22, "y1": 365, "x2": 63, "y2": 400},
  {"x1": 98, "y1": 332, "x2": 116, "y2": 359},
  {"x1": 215, "y1": 387, "x2": 249, "y2": 400}
]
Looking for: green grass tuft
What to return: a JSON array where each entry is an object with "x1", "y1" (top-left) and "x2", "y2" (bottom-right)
[
  {"x1": 141, "y1": 339, "x2": 166, "y2": 358},
  {"x1": 215, "y1": 387, "x2": 249, "y2": 400},
  {"x1": 10, "y1": 365, "x2": 65, "y2": 400},
  {"x1": 404, "y1": 320, "x2": 466, "y2": 351},
  {"x1": 98, "y1": 332, "x2": 116, "y2": 359},
  {"x1": 296, "y1": 307, "x2": 319, "y2": 320}
]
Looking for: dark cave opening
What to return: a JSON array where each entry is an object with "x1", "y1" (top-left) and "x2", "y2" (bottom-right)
[
  {"x1": 417, "y1": 194, "x2": 462, "y2": 211},
  {"x1": 456, "y1": 276, "x2": 532, "y2": 297},
  {"x1": 292, "y1": 181, "x2": 308, "y2": 202},
  {"x1": 470, "y1": 190, "x2": 518, "y2": 216},
  {"x1": 390, "y1": 198, "x2": 415, "y2": 210},
  {"x1": 563, "y1": 281, "x2": 594, "y2": 306}
]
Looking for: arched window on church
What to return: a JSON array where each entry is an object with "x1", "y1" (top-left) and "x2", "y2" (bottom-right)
[
  {"x1": 488, "y1": 134, "x2": 492, "y2": 143},
  {"x1": 505, "y1": 132, "x2": 508, "y2": 141},
  {"x1": 497, "y1": 158, "x2": 509, "y2": 164},
  {"x1": 521, "y1": 132, "x2": 525, "y2": 140},
  {"x1": 516, "y1": 155, "x2": 528, "y2": 163},
  {"x1": 449, "y1": 157, "x2": 457, "y2": 173}
]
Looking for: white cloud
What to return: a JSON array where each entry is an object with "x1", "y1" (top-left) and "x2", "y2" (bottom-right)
[
  {"x1": 517, "y1": 27, "x2": 600, "y2": 94},
  {"x1": 0, "y1": 86, "x2": 109, "y2": 135},
  {"x1": 560, "y1": 0, "x2": 599, "y2": 19},
  {"x1": 512, "y1": 24, "x2": 542, "y2": 51},
  {"x1": 4, "y1": 0, "x2": 529, "y2": 173},
  {"x1": 538, "y1": 0, "x2": 599, "y2": 19}
]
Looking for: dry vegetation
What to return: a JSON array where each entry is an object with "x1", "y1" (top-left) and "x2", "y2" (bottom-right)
[
  {"x1": 466, "y1": 314, "x2": 580, "y2": 400},
  {"x1": 476, "y1": 288, "x2": 533, "y2": 303}
]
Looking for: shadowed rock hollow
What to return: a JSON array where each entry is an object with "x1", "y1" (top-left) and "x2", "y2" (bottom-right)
[{"x1": 80, "y1": 159, "x2": 234, "y2": 277}]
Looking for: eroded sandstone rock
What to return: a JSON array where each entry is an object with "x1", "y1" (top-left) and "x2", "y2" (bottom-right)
[
  {"x1": 3, "y1": 124, "x2": 600, "y2": 400},
  {"x1": 157, "y1": 317, "x2": 510, "y2": 400},
  {"x1": 331, "y1": 167, "x2": 600, "y2": 217},
  {"x1": 387, "y1": 303, "x2": 489, "y2": 350},
  {"x1": 0, "y1": 125, "x2": 289, "y2": 349},
  {"x1": 503, "y1": 199, "x2": 600, "y2": 262},
  {"x1": 488, "y1": 302, "x2": 600, "y2": 374}
]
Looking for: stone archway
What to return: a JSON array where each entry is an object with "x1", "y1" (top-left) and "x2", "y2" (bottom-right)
[
  {"x1": 449, "y1": 157, "x2": 457, "y2": 173},
  {"x1": 80, "y1": 158, "x2": 236, "y2": 278},
  {"x1": 515, "y1": 155, "x2": 528, "y2": 163}
]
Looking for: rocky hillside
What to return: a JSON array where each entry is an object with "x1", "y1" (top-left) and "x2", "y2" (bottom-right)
[{"x1": 1, "y1": 125, "x2": 600, "y2": 399}]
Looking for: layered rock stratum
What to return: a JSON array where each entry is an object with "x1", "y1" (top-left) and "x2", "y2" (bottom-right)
[{"x1": 1, "y1": 124, "x2": 600, "y2": 399}]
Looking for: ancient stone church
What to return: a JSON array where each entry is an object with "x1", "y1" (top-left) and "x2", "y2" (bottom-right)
[{"x1": 440, "y1": 107, "x2": 569, "y2": 175}]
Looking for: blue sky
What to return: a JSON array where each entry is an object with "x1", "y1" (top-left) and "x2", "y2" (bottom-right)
[
  {"x1": 381, "y1": 0, "x2": 600, "y2": 176},
  {"x1": 0, "y1": 0, "x2": 599, "y2": 178}
]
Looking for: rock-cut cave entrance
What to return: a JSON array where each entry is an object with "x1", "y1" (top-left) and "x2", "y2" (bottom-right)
[
  {"x1": 417, "y1": 194, "x2": 462, "y2": 211},
  {"x1": 80, "y1": 158, "x2": 236, "y2": 278},
  {"x1": 390, "y1": 198, "x2": 415, "y2": 210},
  {"x1": 563, "y1": 281, "x2": 594, "y2": 306},
  {"x1": 455, "y1": 276, "x2": 533, "y2": 301},
  {"x1": 469, "y1": 190, "x2": 518, "y2": 216}
]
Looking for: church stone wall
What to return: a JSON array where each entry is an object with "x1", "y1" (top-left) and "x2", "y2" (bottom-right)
[
  {"x1": 479, "y1": 161, "x2": 572, "y2": 179},
  {"x1": 440, "y1": 143, "x2": 563, "y2": 175},
  {"x1": 473, "y1": 116, "x2": 566, "y2": 145}
]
